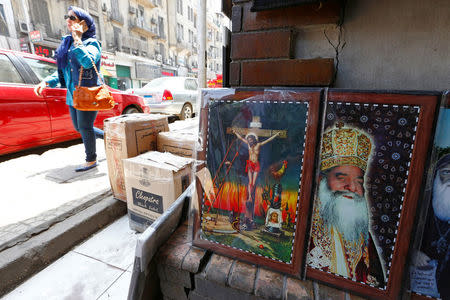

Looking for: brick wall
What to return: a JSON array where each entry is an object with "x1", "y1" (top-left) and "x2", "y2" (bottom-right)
[
  {"x1": 229, "y1": 0, "x2": 341, "y2": 87},
  {"x1": 154, "y1": 222, "x2": 368, "y2": 300}
]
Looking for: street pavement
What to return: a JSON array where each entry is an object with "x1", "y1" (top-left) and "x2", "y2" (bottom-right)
[
  {"x1": 0, "y1": 139, "x2": 136, "y2": 298},
  {"x1": 2, "y1": 215, "x2": 138, "y2": 300},
  {"x1": 0, "y1": 139, "x2": 111, "y2": 251},
  {"x1": 0, "y1": 117, "x2": 197, "y2": 298}
]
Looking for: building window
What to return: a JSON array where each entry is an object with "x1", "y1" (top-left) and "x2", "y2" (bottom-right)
[
  {"x1": 89, "y1": 0, "x2": 98, "y2": 11},
  {"x1": 92, "y1": 15, "x2": 101, "y2": 40},
  {"x1": 188, "y1": 6, "x2": 194, "y2": 22},
  {"x1": 158, "y1": 16, "x2": 165, "y2": 38},
  {"x1": 31, "y1": 0, "x2": 52, "y2": 36},
  {"x1": 177, "y1": 0, "x2": 183, "y2": 15},
  {"x1": 113, "y1": 26, "x2": 121, "y2": 50},
  {"x1": 177, "y1": 23, "x2": 184, "y2": 41},
  {"x1": 188, "y1": 30, "x2": 193, "y2": 43},
  {"x1": 0, "y1": 4, "x2": 9, "y2": 36},
  {"x1": 159, "y1": 43, "x2": 165, "y2": 61},
  {"x1": 110, "y1": 0, "x2": 123, "y2": 23},
  {"x1": 194, "y1": 13, "x2": 197, "y2": 28}
]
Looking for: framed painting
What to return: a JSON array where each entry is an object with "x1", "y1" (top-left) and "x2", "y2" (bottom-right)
[
  {"x1": 409, "y1": 91, "x2": 450, "y2": 300},
  {"x1": 306, "y1": 90, "x2": 440, "y2": 299},
  {"x1": 192, "y1": 88, "x2": 321, "y2": 277}
]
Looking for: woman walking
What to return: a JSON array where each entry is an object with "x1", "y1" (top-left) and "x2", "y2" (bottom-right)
[{"x1": 34, "y1": 6, "x2": 103, "y2": 172}]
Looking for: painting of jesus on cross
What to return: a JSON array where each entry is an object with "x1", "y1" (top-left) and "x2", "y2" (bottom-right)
[{"x1": 194, "y1": 90, "x2": 319, "y2": 270}]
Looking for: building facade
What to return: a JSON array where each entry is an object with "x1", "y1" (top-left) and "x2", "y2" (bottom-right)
[{"x1": 0, "y1": 0, "x2": 227, "y2": 90}]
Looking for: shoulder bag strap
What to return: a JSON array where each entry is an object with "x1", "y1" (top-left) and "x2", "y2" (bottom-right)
[{"x1": 77, "y1": 54, "x2": 105, "y2": 87}]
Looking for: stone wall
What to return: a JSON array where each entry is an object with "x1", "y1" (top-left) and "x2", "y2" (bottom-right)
[
  {"x1": 153, "y1": 222, "x2": 367, "y2": 300},
  {"x1": 228, "y1": 0, "x2": 450, "y2": 90}
]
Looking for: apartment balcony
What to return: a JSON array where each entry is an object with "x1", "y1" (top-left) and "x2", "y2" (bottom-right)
[
  {"x1": 152, "y1": 31, "x2": 167, "y2": 41},
  {"x1": 109, "y1": 11, "x2": 124, "y2": 25},
  {"x1": 175, "y1": 38, "x2": 190, "y2": 53},
  {"x1": 129, "y1": 18, "x2": 158, "y2": 37},
  {"x1": 121, "y1": 36, "x2": 149, "y2": 57},
  {"x1": 136, "y1": 0, "x2": 157, "y2": 8}
]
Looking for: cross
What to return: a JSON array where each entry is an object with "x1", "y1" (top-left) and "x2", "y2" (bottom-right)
[{"x1": 226, "y1": 116, "x2": 287, "y2": 139}]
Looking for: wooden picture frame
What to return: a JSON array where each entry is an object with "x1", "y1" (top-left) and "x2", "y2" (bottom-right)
[
  {"x1": 192, "y1": 88, "x2": 321, "y2": 277},
  {"x1": 409, "y1": 91, "x2": 450, "y2": 300},
  {"x1": 306, "y1": 90, "x2": 440, "y2": 299}
]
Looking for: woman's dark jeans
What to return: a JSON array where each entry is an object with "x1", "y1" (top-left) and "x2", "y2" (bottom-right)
[{"x1": 69, "y1": 105, "x2": 104, "y2": 162}]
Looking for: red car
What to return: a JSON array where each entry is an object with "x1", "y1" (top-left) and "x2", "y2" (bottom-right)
[{"x1": 0, "y1": 48, "x2": 150, "y2": 156}]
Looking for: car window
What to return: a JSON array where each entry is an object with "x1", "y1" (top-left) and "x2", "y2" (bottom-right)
[
  {"x1": 184, "y1": 79, "x2": 198, "y2": 90},
  {"x1": 143, "y1": 77, "x2": 184, "y2": 89},
  {"x1": 23, "y1": 57, "x2": 57, "y2": 82},
  {"x1": 0, "y1": 54, "x2": 24, "y2": 84}
]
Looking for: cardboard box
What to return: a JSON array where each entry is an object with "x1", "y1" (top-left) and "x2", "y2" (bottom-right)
[
  {"x1": 123, "y1": 151, "x2": 193, "y2": 232},
  {"x1": 157, "y1": 130, "x2": 199, "y2": 158},
  {"x1": 168, "y1": 117, "x2": 199, "y2": 132},
  {"x1": 104, "y1": 114, "x2": 169, "y2": 201}
]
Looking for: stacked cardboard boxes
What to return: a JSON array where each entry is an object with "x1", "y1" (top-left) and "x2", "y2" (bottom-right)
[
  {"x1": 104, "y1": 114, "x2": 169, "y2": 201},
  {"x1": 104, "y1": 113, "x2": 199, "y2": 232},
  {"x1": 157, "y1": 130, "x2": 199, "y2": 158}
]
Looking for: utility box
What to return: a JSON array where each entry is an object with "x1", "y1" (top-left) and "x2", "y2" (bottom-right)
[
  {"x1": 123, "y1": 151, "x2": 193, "y2": 232},
  {"x1": 104, "y1": 114, "x2": 169, "y2": 201}
]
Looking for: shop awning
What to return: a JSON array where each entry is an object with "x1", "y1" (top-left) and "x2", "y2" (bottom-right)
[{"x1": 100, "y1": 66, "x2": 113, "y2": 77}]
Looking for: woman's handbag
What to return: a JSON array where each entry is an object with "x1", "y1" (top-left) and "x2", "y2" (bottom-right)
[{"x1": 72, "y1": 56, "x2": 115, "y2": 111}]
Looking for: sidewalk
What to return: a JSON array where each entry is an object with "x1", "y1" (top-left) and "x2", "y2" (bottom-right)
[
  {"x1": 2, "y1": 215, "x2": 138, "y2": 300},
  {"x1": 0, "y1": 140, "x2": 127, "y2": 296},
  {"x1": 0, "y1": 140, "x2": 110, "y2": 251}
]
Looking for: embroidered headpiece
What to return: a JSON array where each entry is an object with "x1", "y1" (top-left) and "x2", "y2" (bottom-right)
[{"x1": 320, "y1": 122, "x2": 373, "y2": 171}]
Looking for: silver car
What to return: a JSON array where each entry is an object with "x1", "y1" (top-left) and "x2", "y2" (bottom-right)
[{"x1": 129, "y1": 76, "x2": 198, "y2": 119}]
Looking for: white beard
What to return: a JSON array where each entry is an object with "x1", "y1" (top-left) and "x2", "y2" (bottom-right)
[
  {"x1": 318, "y1": 178, "x2": 369, "y2": 243},
  {"x1": 432, "y1": 174, "x2": 450, "y2": 222}
]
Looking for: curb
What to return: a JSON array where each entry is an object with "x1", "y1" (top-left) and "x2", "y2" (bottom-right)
[
  {"x1": 0, "y1": 196, "x2": 127, "y2": 297},
  {"x1": 0, "y1": 189, "x2": 112, "y2": 252}
]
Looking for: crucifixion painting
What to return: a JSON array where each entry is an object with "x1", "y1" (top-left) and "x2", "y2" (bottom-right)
[{"x1": 199, "y1": 99, "x2": 308, "y2": 263}]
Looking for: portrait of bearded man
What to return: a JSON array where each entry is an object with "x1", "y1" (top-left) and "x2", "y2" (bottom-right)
[
  {"x1": 307, "y1": 124, "x2": 386, "y2": 287},
  {"x1": 411, "y1": 154, "x2": 450, "y2": 299}
]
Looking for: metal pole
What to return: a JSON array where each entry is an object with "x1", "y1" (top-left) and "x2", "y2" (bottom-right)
[
  {"x1": 198, "y1": 0, "x2": 206, "y2": 88},
  {"x1": 20, "y1": 0, "x2": 34, "y2": 54}
]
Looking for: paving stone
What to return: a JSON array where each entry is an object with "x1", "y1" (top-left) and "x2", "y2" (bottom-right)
[
  {"x1": 164, "y1": 241, "x2": 191, "y2": 269},
  {"x1": 317, "y1": 283, "x2": 347, "y2": 300},
  {"x1": 160, "y1": 279, "x2": 188, "y2": 300},
  {"x1": 164, "y1": 264, "x2": 193, "y2": 288},
  {"x1": 166, "y1": 224, "x2": 190, "y2": 246},
  {"x1": 182, "y1": 246, "x2": 208, "y2": 274},
  {"x1": 205, "y1": 254, "x2": 234, "y2": 285},
  {"x1": 6, "y1": 223, "x2": 29, "y2": 234},
  {"x1": 228, "y1": 260, "x2": 257, "y2": 294},
  {"x1": 349, "y1": 293, "x2": 369, "y2": 300},
  {"x1": 254, "y1": 267, "x2": 283, "y2": 300},
  {"x1": 189, "y1": 291, "x2": 210, "y2": 300},
  {"x1": 195, "y1": 272, "x2": 257, "y2": 300},
  {"x1": 285, "y1": 277, "x2": 313, "y2": 300}
]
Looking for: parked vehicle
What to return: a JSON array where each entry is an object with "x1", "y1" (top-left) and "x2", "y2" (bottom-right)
[
  {"x1": 127, "y1": 76, "x2": 198, "y2": 120},
  {"x1": 0, "y1": 48, "x2": 150, "y2": 156}
]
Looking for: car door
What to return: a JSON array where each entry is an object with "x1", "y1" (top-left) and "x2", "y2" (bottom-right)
[
  {"x1": 0, "y1": 53, "x2": 51, "y2": 149},
  {"x1": 19, "y1": 55, "x2": 78, "y2": 139}
]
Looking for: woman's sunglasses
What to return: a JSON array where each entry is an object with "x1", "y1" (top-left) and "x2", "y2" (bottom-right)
[{"x1": 64, "y1": 15, "x2": 78, "y2": 21}]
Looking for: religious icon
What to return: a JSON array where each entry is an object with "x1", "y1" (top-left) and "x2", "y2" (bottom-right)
[
  {"x1": 410, "y1": 91, "x2": 450, "y2": 300},
  {"x1": 192, "y1": 89, "x2": 321, "y2": 277},
  {"x1": 306, "y1": 90, "x2": 440, "y2": 300}
]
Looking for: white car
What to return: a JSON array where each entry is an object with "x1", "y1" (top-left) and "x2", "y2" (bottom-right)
[{"x1": 128, "y1": 76, "x2": 198, "y2": 119}]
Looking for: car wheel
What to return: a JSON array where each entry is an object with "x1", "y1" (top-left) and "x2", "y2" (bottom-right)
[
  {"x1": 123, "y1": 107, "x2": 140, "y2": 114},
  {"x1": 180, "y1": 103, "x2": 193, "y2": 120}
]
